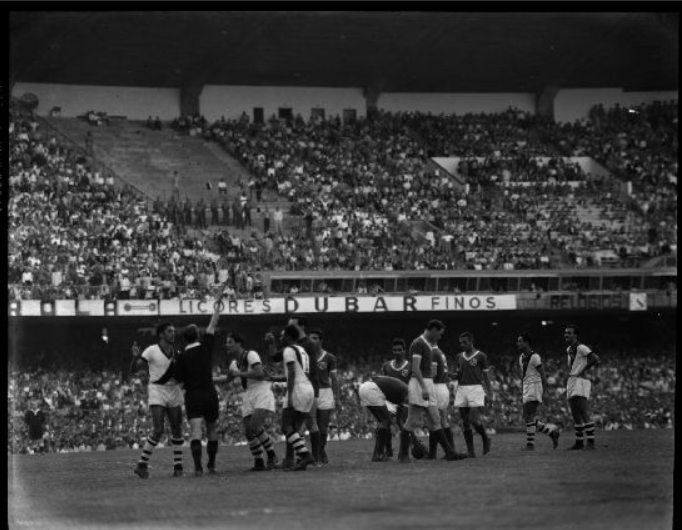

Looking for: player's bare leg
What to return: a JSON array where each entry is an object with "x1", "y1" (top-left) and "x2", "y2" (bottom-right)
[
  {"x1": 189, "y1": 418, "x2": 204, "y2": 476},
  {"x1": 205, "y1": 421, "x2": 219, "y2": 473},
  {"x1": 168, "y1": 406, "x2": 185, "y2": 476}
]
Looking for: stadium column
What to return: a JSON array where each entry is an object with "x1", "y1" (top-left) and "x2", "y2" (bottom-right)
[
  {"x1": 180, "y1": 84, "x2": 204, "y2": 119},
  {"x1": 535, "y1": 83, "x2": 561, "y2": 122},
  {"x1": 363, "y1": 84, "x2": 383, "y2": 119}
]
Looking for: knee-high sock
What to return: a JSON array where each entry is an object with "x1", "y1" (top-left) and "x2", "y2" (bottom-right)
[
  {"x1": 310, "y1": 431, "x2": 321, "y2": 462},
  {"x1": 428, "y1": 430, "x2": 438, "y2": 458},
  {"x1": 398, "y1": 429, "x2": 412, "y2": 460},
  {"x1": 433, "y1": 429, "x2": 454, "y2": 456},
  {"x1": 207, "y1": 440, "x2": 218, "y2": 468},
  {"x1": 256, "y1": 430, "x2": 276, "y2": 459},
  {"x1": 287, "y1": 432, "x2": 310, "y2": 457},
  {"x1": 172, "y1": 437, "x2": 184, "y2": 468},
  {"x1": 536, "y1": 420, "x2": 553, "y2": 436},
  {"x1": 248, "y1": 437, "x2": 264, "y2": 463},
  {"x1": 574, "y1": 423, "x2": 585, "y2": 446},
  {"x1": 444, "y1": 426, "x2": 456, "y2": 452},
  {"x1": 190, "y1": 439, "x2": 202, "y2": 470},
  {"x1": 463, "y1": 429, "x2": 475, "y2": 455},
  {"x1": 473, "y1": 422, "x2": 488, "y2": 441},
  {"x1": 526, "y1": 422, "x2": 536, "y2": 447},
  {"x1": 138, "y1": 435, "x2": 159, "y2": 466},
  {"x1": 584, "y1": 422, "x2": 595, "y2": 444}
]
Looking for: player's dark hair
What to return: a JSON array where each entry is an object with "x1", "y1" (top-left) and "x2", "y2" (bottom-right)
[
  {"x1": 392, "y1": 338, "x2": 406, "y2": 349},
  {"x1": 290, "y1": 316, "x2": 307, "y2": 329},
  {"x1": 284, "y1": 324, "x2": 300, "y2": 341},
  {"x1": 519, "y1": 332, "x2": 532, "y2": 345},
  {"x1": 426, "y1": 319, "x2": 445, "y2": 330},
  {"x1": 566, "y1": 324, "x2": 579, "y2": 336},
  {"x1": 309, "y1": 328, "x2": 324, "y2": 340},
  {"x1": 459, "y1": 331, "x2": 474, "y2": 342},
  {"x1": 183, "y1": 324, "x2": 199, "y2": 344},
  {"x1": 156, "y1": 321, "x2": 173, "y2": 338},
  {"x1": 226, "y1": 331, "x2": 246, "y2": 346}
]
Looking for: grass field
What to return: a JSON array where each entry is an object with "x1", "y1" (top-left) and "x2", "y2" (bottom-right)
[{"x1": 8, "y1": 430, "x2": 674, "y2": 530}]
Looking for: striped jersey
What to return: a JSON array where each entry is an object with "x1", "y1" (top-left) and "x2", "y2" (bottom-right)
[
  {"x1": 519, "y1": 352, "x2": 543, "y2": 387},
  {"x1": 567, "y1": 342, "x2": 593, "y2": 377}
]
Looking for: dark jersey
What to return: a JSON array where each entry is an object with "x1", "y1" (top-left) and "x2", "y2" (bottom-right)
[
  {"x1": 24, "y1": 410, "x2": 47, "y2": 440},
  {"x1": 408, "y1": 335, "x2": 433, "y2": 378},
  {"x1": 163, "y1": 333, "x2": 216, "y2": 392},
  {"x1": 373, "y1": 376, "x2": 409, "y2": 405},
  {"x1": 454, "y1": 350, "x2": 489, "y2": 386},
  {"x1": 317, "y1": 350, "x2": 337, "y2": 389},
  {"x1": 432, "y1": 347, "x2": 449, "y2": 384},
  {"x1": 382, "y1": 359, "x2": 411, "y2": 384}
]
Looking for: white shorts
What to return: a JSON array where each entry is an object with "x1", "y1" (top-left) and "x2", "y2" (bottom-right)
[
  {"x1": 359, "y1": 381, "x2": 386, "y2": 407},
  {"x1": 148, "y1": 383, "x2": 184, "y2": 408},
  {"x1": 567, "y1": 377, "x2": 591, "y2": 400},
  {"x1": 317, "y1": 387, "x2": 335, "y2": 410},
  {"x1": 284, "y1": 382, "x2": 315, "y2": 413},
  {"x1": 408, "y1": 378, "x2": 437, "y2": 407},
  {"x1": 242, "y1": 384, "x2": 275, "y2": 417},
  {"x1": 454, "y1": 384, "x2": 485, "y2": 408},
  {"x1": 523, "y1": 382, "x2": 543, "y2": 404},
  {"x1": 435, "y1": 383, "x2": 450, "y2": 410}
]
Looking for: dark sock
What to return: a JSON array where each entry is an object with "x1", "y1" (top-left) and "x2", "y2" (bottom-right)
[
  {"x1": 385, "y1": 428, "x2": 394, "y2": 456},
  {"x1": 207, "y1": 440, "x2": 218, "y2": 468},
  {"x1": 464, "y1": 429, "x2": 475, "y2": 455},
  {"x1": 190, "y1": 440, "x2": 202, "y2": 471},
  {"x1": 320, "y1": 431, "x2": 328, "y2": 455},
  {"x1": 434, "y1": 428, "x2": 454, "y2": 455},
  {"x1": 399, "y1": 429, "x2": 412, "y2": 460},
  {"x1": 310, "y1": 431, "x2": 321, "y2": 462},
  {"x1": 428, "y1": 430, "x2": 438, "y2": 458},
  {"x1": 444, "y1": 427, "x2": 456, "y2": 451},
  {"x1": 285, "y1": 441, "x2": 294, "y2": 462},
  {"x1": 473, "y1": 423, "x2": 488, "y2": 441},
  {"x1": 378, "y1": 427, "x2": 391, "y2": 457}
]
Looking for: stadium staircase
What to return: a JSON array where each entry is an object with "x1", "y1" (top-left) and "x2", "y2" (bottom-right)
[{"x1": 43, "y1": 117, "x2": 299, "y2": 236}]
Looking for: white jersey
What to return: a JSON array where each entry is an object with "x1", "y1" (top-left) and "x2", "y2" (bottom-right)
[
  {"x1": 283, "y1": 344, "x2": 311, "y2": 386},
  {"x1": 567, "y1": 343, "x2": 593, "y2": 378},
  {"x1": 241, "y1": 350, "x2": 270, "y2": 391},
  {"x1": 142, "y1": 344, "x2": 179, "y2": 386},
  {"x1": 519, "y1": 352, "x2": 543, "y2": 386}
]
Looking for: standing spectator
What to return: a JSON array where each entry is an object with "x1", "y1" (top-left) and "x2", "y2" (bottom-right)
[
  {"x1": 263, "y1": 206, "x2": 271, "y2": 234},
  {"x1": 211, "y1": 198, "x2": 220, "y2": 226},
  {"x1": 23, "y1": 397, "x2": 48, "y2": 454},
  {"x1": 218, "y1": 178, "x2": 228, "y2": 196},
  {"x1": 273, "y1": 206, "x2": 284, "y2": 235},
  {"x1": 85, "y1": 131, "x2": 94, "y2": 157},
  {"x1": 222, "y1": 199, "x2": 231, "y2": 226}
]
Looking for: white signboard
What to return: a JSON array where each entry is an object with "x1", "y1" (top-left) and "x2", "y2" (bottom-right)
[{"x1": 629, "y1": 292, "x2": 647, "y2": 311}]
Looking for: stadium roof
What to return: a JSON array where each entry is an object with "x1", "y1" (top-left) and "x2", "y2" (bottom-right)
[{"x1": 9, "y1": 11, "x2": 678, "y2": 93}]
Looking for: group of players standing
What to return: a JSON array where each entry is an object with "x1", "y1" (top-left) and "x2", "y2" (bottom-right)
[{"x1": 130, "y1": 290, "x2": 601, "y2": 479}]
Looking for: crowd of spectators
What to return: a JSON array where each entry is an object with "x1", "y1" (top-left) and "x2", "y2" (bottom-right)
[
  {"x1": 9, "y1": 350, "x2": 674, "y2": 454},
  {"x1": 9, "y1": 100, "x2": 677, "y2": 300}
]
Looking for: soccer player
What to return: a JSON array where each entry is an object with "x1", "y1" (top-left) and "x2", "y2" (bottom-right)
[
  {"x1": 308, "y1": 328, "x2": 340, "y2": 465},
  {"x1": 453, "y1": 331, "x2": 492, "y2": 458},
  {"x1": 381, "y1": 337, "x2": 411, "y2": 455},
  {"x1": 265, "y1": 316, "x2": 321, "y2": 469},
  {"x1": 220, "y1": 331, "x2": 278, "y2": 471},
  {"x1": 429, "y1": 346, "x2": 467, "y2": 460},
  {"x1": 154, "y1": 291, "x2": 223, "y2": 476},
  {"x1": 564, "y1": 324, "x2": 600, "y2": 450},
  {"x1": 358, "y1": 375, "x2": 409, "y2": 462},
  {"x1": 23, "y1": 397, "x2": 48, "y2": 454},
  {"x1": 267, "y1": 325, "x2": 316, "y2": 471},
  {"x1": 398, "y1": 319, "x2": 460, "y2": 463},
  {"x1": 517, "y1": 332, "x2": 560, "y2": 451},
  {"x1": 131, "y1": 322, "x2": 185, "y2": 478}
]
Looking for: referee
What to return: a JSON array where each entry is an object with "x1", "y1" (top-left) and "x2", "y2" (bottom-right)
[{"x1": 156, "y1": 285, "x2": 225, "y2": 476}]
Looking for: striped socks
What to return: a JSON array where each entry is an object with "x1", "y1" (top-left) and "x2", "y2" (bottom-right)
[
  {"x1": 138, "y1": 435, "x2": 159, "y2": 467},
  {"x1": 256, "y1": 430, "x2": 276, "y2": 459},
  {"x1": 526, "y1": 422, "x2": 536, "y2": 447},
  {"x1": 172, "y1": 437, "x2": 184, "y2": 469},
  {"x1": 536, "y1": 420, "x2": 552, "y2": 436},
  {"x1": 574, "y1": 424, "x2": 585, "y2": 447},
  {"x1": 287, "y1": 432, "x2": 310, "y2": 457},
  {"x1": 584, "y1": 422, "x2": 595, "y2": 446},
  {"x1": 248, "y1": 437, "x2": 264, "y2": 463}
]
